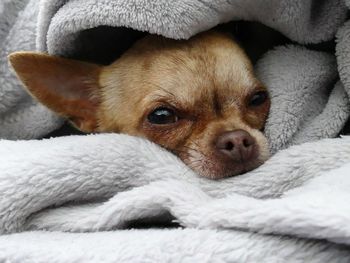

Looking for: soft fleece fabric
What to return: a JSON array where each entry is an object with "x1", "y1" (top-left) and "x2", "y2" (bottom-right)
[
  {"x1": 1, "y1": 135, "x2": 350, "y2": 262},
  {"x1": 0, "y1": 0, "x2": 348, "y2": 145},
  {"x1": 1, "y1": 0, "x2": 350, "y2": 262}
]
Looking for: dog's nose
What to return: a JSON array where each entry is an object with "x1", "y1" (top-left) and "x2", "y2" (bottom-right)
[{"x1": 215, "y1": 130, "x2": 256, "y2": 162}]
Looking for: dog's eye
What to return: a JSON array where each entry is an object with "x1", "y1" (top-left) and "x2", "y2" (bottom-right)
[
  {"x1": 248, "y1": 90, "x2": 268, "y2": 107},
  {"x1": 147, "y1": 107, "x2": 178, "y2": 125}
]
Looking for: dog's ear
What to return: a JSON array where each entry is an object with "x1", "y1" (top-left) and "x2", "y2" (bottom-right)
[{"x1": 9, "y1": 52, "x2": 102, "y2": 132}]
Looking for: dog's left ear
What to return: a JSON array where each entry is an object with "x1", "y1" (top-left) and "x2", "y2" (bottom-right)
[{"x1": 9, "y1": 52, "x2": 102, "y2": 132}]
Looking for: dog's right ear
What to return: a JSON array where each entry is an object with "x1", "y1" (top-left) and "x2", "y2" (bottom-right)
[{"x1": 9, "y1": 52, "x2": 102, "y2": 132}]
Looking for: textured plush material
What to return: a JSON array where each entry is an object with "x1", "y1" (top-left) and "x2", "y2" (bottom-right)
[
  {"x1": 0, "y1": 0, "x2": 349, "y2": 143},
  {"x1": 0, "y1": 0, "x2": 63, "y2": 140},
  {"x1": 1, "y1": 135, "x2": 350, "y2": 262},
  {"x1": 1, "y1": 0, "x2": 350, "y2": 262}
]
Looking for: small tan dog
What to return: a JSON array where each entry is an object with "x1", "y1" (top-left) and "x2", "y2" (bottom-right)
[{"x1": 9, "y1": 31, "x2": 270, "y2": 179}]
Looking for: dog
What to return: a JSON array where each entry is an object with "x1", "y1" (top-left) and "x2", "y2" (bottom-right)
[{"x1": 9, "y1": 31, "x2": 270, "y2": 179}]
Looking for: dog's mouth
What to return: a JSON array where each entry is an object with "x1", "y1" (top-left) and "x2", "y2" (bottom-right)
[
  {"x1": 188, "y1": 157, "x2": 264, "y2": 180},
  {"x1": 177, "y1": 146, "x2": 267, "y2": 180}
]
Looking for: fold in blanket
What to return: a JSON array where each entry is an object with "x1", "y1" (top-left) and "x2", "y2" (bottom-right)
[
  {"x1": 0, "y1": 0, "x2": 63, "y2": 139},
  {"x1": 1, "y1": 0, "x2": 350, "y2": 262},
  {"x1": 0, "y1": 0, "x2": 349, "y2": 144},
  {"x1": 1, "y1": 134, "x2": 350, "y2": 262},
  {"x1": 0, "y1": 134, "x2": 349, "y2": 233}
]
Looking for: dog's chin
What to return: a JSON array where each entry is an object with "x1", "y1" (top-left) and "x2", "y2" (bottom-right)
[{"x1": 187, "y1": 156, "x2": 266, "y2": 180}]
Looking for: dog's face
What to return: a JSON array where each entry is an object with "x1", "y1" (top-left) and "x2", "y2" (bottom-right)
[{"x1": 9, "y1": 31, "x2": 270, "y2": 179}]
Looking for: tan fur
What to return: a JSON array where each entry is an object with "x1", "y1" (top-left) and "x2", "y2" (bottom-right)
[
  {"x1": 9, "y1": 53, "x2": 101, "y2": 131},
  {"x1": 9, "y1": 31, "x2": 270, "y2": 179}
]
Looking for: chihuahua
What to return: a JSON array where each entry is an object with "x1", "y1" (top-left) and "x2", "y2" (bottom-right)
[{"x1": 9, "y1": 31, "x2": 270, "y2": 179}]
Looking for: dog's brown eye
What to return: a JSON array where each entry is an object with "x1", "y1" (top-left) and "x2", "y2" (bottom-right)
[
  {"x1": 248, "y1": 90, "x2": 268, "y2": 107},
  {"x1": 147, "y1": 107, "x2": 178, "y2": 125}
]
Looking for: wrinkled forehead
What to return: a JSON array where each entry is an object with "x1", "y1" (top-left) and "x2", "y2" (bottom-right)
[{"x1": 146, "y1": 46, "x2": 259, "y2": 109}]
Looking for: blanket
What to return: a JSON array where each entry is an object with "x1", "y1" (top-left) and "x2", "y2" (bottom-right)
[
  {"x1": 1, "y1": 0, "x2": 349, "y2": 142},
  {"x1": 1, "y1": 135, "x2": 350, "y2": 262},
  {"x1": 1, "y1": 0, "x2": 350, "y2": 262}
]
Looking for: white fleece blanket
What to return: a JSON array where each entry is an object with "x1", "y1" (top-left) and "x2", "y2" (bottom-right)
[
  {"x1": 1, "y1": 135, "x2": 350, "y2": 262},
  {"x1": 0, "y1": 0, "x2": 349, "y2": 142},
  {"x1": 1, "y1": 0, "x2": 350, "y2": 262}
]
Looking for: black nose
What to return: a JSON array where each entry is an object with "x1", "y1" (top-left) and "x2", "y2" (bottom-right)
[{"x1": 215, "y1": 130, "x2": 256, "y2": 162}]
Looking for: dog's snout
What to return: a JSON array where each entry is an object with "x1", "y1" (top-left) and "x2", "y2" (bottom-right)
[{"x1": 215, "y1": 130, "x2": 256, "y2": 162}]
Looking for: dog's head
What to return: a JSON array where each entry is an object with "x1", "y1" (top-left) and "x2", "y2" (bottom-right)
[{"x1": 9, "y1": 31, "x2": 270, "y2": 179}]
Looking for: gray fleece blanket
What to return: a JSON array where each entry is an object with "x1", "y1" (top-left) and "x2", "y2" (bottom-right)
[{"x1": 1, "y1": 0, "x2": 350, "y2": 262}]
